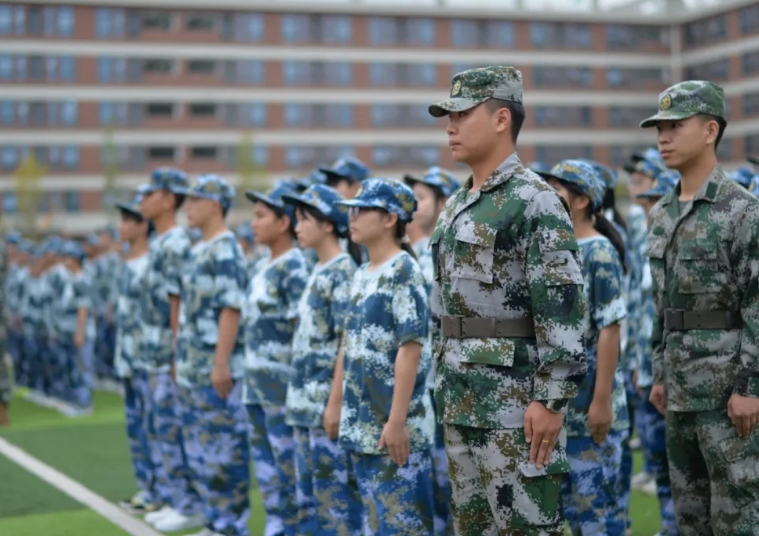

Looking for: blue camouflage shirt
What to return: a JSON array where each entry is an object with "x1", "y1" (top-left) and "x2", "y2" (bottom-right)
[
  {"x1": 623, "y1": 205, "x2": 647, "y2": 374},
  {"x1": 243, "y1": 248, "x2": 309, "y2": 406},
  {"x1": 176, "y1": 231, "x2": 248, "y2": 389},
  {"x1": 338, "y1": 251, "x2": 434, "y2": 455},
  {"x1": 44, "y1": 264, "x2": 70, "y2": 339},
  {"x1": 285, "y1": 253, "x2": 356, "y2": 428},
  {"x1": 567, "y1": 236, "x2": 629, "y2": 437},
  {"x1": 21, "y1": 275, "x2": 46, "y2": 337},
  {"x1": 52, "y1": 269, "x2": 91, "y2": 343},
  {"x1": 141, "y1": 226, "x2": 192, "y2": 373},
  {"x1": 412, "y1": 237, "x2": 435, "y2": 390},
  {"x1": 115, "y1": 254, "x2": 150, "y2": 379}
]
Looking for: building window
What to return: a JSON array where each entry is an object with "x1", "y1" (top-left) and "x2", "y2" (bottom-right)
[
  {"x1": 685, "y1": 59, "x2": 729, "y2": 81},
  {"x1": 372, "y1": 146, "x2": 439, "y2": 168},
  {"x1": 142, "y1": 11, "x2": 172, "y2": 31},
  {"x1": 322, "y1": 15, "x2": 352, "y2": 44},
  {"x1": 716, "y1": 138, "x2": 732, "y2": 162},
  {"x1": 189, "y1": 102, "x2": 216, "y2": 117},
  {"x1": 29, "y1": 55, "x2": 44, "y2": 80},
  {"x1": 324, "y1": 62, "x2": 353, "y2": 85},
  {"x1": 224, "y1": 103, "x2": 267, "y2": 127},
  {"x1": 146, "y1": 102, "x2": 174, "y2": 118},
  {"x1": 147, "y1": 146, "x2": 175, "y2": 160},
  {"x1": 0, "y1": 100, "x2": 13, "y2": 125},
  {"x1": 281, "y1": 14, "x2": 310, "y2": 43},
  {"x1": 531, "y1": 22, "x2": 590, "y2": 48},
  {"x1": 607, "y1": 24, "x2": 667, "y2": 50},
  {"x1": 143, "y1": 58, "x2": 174, "y2": 74},
  {"x1": 99, "y1": 101, "x2": 130, "y2": 126},
  {"x1": 1, "y1": 147, "x2": 18, "y2": 170},
  {"x1": 607, "y1": 67, "x2": 669, "y2": 88},
  {"x1": 741, "y1": 5, "x2": 759, "y2": 34},
  {"x1": 534, "y1": 106, "x2": 592, "y2": 127},
  {"x1": 368, "y1": 17, "x2": 397, "y2": 45},
  {"x1": 62, "y1": 146, "x2": 79, "y2": 170},
  {"x1": 27, "y1": 5, "x2": 43, "y2": 34},
  {"x1": 684, "y1": 15, "x2": 726, "y2": 47},
  {"x1": 95, "y1": 8, "x2": 125, "y2": 38},
  {"x1": 223, "y1": 60, "x2": 265, "y2": 84},
  {"x1": 744, "y1": 93, "x2": 759, "y2": 117},
  {"x1": 59, "y1": 56, "x2": 75, "y2": 81},
  {"x1": 370, "y1": 63, "x2": 397, "y2": 86},
  {"x1": 60, "y1": 100, "x2": 77, "y2": 126},
  {"x1": 285, "y1": 146, "x2": 354, "y2": 169},
  {"x1": 15, "y1": 55, "x2": 26, "y2": 80},
  {"x1": 45, "y1": 56, "x2": 57, "y2": 81},
  {"x1": 98, "y1": 57, "x2": 112, "y2": 82},
  {"x1": 13, "y1": 5, "x2": 23, "y2": 35},
  {"x1": 609, "y1": 106, "x2": 656, "y2": 128},
  {"x1": 0, "y1": 5, "x2": 11, "y2": 35},
  {"x1": 228, "y1": 13, "x2": 263, "y2": 42},
  {"x1": 187, "y1": 59, "x2": 216, "y2": 75},
  {"x1": 64, "y1": 191, "x2": 79, "y2": 212},
  {"x1": 743, "y1": 51, "x2": 759, "y2": 76},
  {"x1": 534, "y1": 66, "x2": 593, "y2": 88},
  {"x1": 406, "y1": 18, "x2": 435, "y2": 46},
  {"x1": 451, "y1": 20, "x2": 480, "y2": 48},
  {"x1": 190, "y1": 146, "x2": 217, "y2": 159},
  {"x1": 186, "y1": 13, "x2": 215, "y2": 31},
  {"x1": 487, "y1": 21, "x2": 514, "y2": 48},
  {"x1": 0, "y1": 54, "x2": 11, "y2": 79},
  {"x1": 536, "y1": 146, "x2": 592, "y2": 163},
  {"x1": 282, "y1": 61, "x2": 313, "y2": 85}
]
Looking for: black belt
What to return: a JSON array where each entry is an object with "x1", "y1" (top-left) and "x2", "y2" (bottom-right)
[
  {"x1": 441, "y1": 315, "x2": 535, "y2": 338},
  {"x1": 663, "y1": 309, "x2": 742, "y2": 331}
]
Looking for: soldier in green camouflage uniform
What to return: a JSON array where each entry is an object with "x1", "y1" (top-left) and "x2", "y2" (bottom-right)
[
  {"x1": 0, "y1": 235, "x2": 10, "y2": 426},
  {"x1": 428, "y1": 66, "x2": 587, "y2": 536},
  {"x1": 642, "y1": 81, "x2": 759, "y2": 536}
]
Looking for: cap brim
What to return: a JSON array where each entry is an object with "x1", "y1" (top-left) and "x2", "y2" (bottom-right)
[
  {"x1": 403, "y1": 174, "x2": 423, "y2": 187},
  {"x1": 335, "y1": 199, "x2": 383, "y2": 210},
  {"x1": 114, "y1": 202, "x2": 143, "y2": 218},
  {"x1": 748, "y1": 156, "x2": 759, "y2": 166},
  {"x1": 623, "y1": 163, "x2": 638, "y2": 174},
  {"x1": 428, "y1": 97, "x2": 488, "y2": 118},
  {"x1": 536, "y1": 171, "x2": 560, "y2": 182},
  {"x1": 318, "y1": 168, "x2": 353, "y2": 182},
  {"x1": 245, "y1": 191, "x2": 284, "y2": 212},
  {"x1": 640, "y1": 110, "x2": 695, "y2": 128}
]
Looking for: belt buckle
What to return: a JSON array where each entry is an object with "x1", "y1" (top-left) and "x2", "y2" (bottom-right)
[{"x1": 443, "y1": 316, "x2": 462, "y2": 338}]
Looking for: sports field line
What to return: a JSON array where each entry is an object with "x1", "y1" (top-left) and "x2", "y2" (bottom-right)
[{"x1": 0, "y1": 436, "x2": 162, "y2": 536}]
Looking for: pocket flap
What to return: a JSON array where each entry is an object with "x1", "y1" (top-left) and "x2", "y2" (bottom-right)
[
  {"x1": 459, "y1": 338, "x2": 515, "y2": 368},
  {"x1": 679, "y1": 239, "x2": 718, "y2": 261},
  {"x1": 648, "y1": 236, "x2": 667, "y2": 260},
  {"x1": 538, "y1": 229, "x2": 578, "y2": 254},
  {"x1": 455, "y1": 222, "x2": 497, "y2": 248},
  {"x1": 719, "y1": 434, "x2": 759, "y2": 463},
  {"x1": 518, "y1": 457, "x2": 570, "y2": 478}
]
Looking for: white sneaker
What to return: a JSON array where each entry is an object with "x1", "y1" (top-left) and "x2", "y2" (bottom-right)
[
  {"x1": 153, "y1": 510, "x2": 206, "y2": 532},
  {"x1": 641, "y1": 478, "x2": 658, "y2": 496},
  {"x1": 631, "y1": 471, "x2": 653, "y2": 490},
  {"x1": 144, "y1": 505, "x2": 174, "y2": 524},
  {"x1": 629, "y1": 437, "x2": 642, "y2": 450}
]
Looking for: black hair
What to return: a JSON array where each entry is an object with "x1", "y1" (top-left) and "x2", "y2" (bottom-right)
[
  {"x1": 558, "y1": 179, "x2": 627, "y2": 273},
  {"x1": 697, "y1": 114, "x2": 726, "y2": 150},
  {"x1": 395, "y1": 220, "x2": 417, "y2": 261},
  {"x1": 296, "y1": 204, "x2": 363, "y2": 265},
  {"x1": 269, "y1": 204, "x2": 298, "y2": 240},
  {"x1": 602, "y1": 189, "x2": 627, "y2": 234},
  {"x1": 325, "y1": 175, "x2": 355, "y2": 189},
  {"x1": 485, "y1": 98, "x2": 526, "y2": 143},
  {"x1": 162, "y1": 189, "x2": 186, "y2": 211}
]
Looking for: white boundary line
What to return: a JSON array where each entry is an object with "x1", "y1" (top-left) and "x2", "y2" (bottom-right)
[{"x1": 0, "y1": 436, "x2": 164, "y2": 536}]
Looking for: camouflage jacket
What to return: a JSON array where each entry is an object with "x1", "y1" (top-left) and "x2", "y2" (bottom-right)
[
  {"x1": 648, "y1": 165, "x2": 759, "y2": 410},
  {"x1": 431, "y1": 153, "x2": 587, "y2": 429}
]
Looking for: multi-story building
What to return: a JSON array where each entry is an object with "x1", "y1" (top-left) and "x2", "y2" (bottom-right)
[{"x1": 1, "y1": 0, "x2": 758, "y2": 231}]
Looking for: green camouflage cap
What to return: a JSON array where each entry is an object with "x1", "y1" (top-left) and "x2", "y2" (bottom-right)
[
  {"x1": 429, "y1": 65, "x2": 523, "y2": 118},
  {"x1": 640, "y1": 80, "x2": 726, "y2": 128}
]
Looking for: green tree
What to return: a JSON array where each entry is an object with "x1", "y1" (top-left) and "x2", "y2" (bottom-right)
[
  {"x1": 14, "y1": 152, "x2": 46, "y2": 233},
  {"x1": 237, "y1": 131, "x2": 269, "y2": 198}
]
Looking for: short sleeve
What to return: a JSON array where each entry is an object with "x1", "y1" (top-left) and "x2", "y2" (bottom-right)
[
  {"x1": 209, "y1": 240, "x2": 248, "y2": 311},
  {"x1": 163, "y1": 231, "x2": 189, "y2": 297},
  {"x1": 391, "y1": 257, "x2": 429, "y2": 345},
  {"x1": 331, "y1": 265, "x2": 355, "y2": 338},
  {"x1": 589, "y1": 240, "x2": 627, "y2": 330},
  {"x1": 75, "y1": 277, "x2": 92, "y2": 310}
]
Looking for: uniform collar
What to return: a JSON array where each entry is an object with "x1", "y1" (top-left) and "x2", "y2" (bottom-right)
[
  {"x1": 463, "y1": 152, "x2": 522, "y2": 193},
  {"x1": 660, "y1": 164, "x2": 725, "y2": 207}
]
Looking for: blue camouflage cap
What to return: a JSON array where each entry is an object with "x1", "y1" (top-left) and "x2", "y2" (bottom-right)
[
  {"x1": 289, "y1": 177, "x2": 312, "y2": 194},
  {"x1": 631, "y1": 148, "x2": 666, "y2": 166},
  {"x1": 61, "y1": 240, "x2": 85, "y2": 261},
  {"x1": 143, "y1": 167, "x2": 189, "y2": 194},
  {"x1": 246, "y1": 183, "x2": 298, "y2": 223},
  {"x1": 580, "y1": 159, "x2": 618, "y2": 190},
  {"x1": 637, "y1": 169, "x2": 680, "y2": 199},
  {"x1": 318, "y1": 157, "x2": 370, "y2": 183},
  {"x1": 404, "y1": 166, "x2": 461, "y2": 198},
  {"x1": 527, "y1": 162, "x2": 553, "y2": 175},
  {"x1": 547, "y1": 159, "x2": 606, "y2": 212},
  {"x1": 336, "y1": 178, "x2": 417, "y2": 223},
  {"x1": 309, "y1": 169, "x2": 327, "y2": 185},
  {"x1": 114, "y1": 193, "x2": 145, "y2": 220},
  {"x1": 728, "y1": 166, "x2": 755, "y2": 188},
  {"x1": 282, "y1": 184, "x2": 350, "y2": 236},
  {"x1": 185, "y1": 174, "x2": 236, "y2": 211}
]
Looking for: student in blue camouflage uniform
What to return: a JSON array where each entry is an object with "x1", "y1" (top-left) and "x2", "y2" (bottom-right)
[
  {"x1": 55, "y1": 241, "x2": 94, "y2": 413},
  {"x1": 279, "y1": 184, "x2": 363, "y2": 536},
  {"x1": 113, "y1": 194, "x2": 163, "y2": 515},
  {"x1": 43, "y1": 238, "x2": 71, "y2": 402},
  {"x1": 633, "y1": 168, "x2": 681, "y2": 536},
  {"x1": 5, "y1": 233, "x2": 23, "y2": 382},
  {"x1": 404, "y1": 166, "x2": 460, "y2": 536},
  {"x1": 244, "y1": 183, "x2": 309, "y2": 536},
  {"x1": 317, "y1": 157, "x2": 370, "y2": 200},
  {"x1": 726, "y1": 166, "x2": 754, "y2": 190},
  {"x1": 176, "y1": 175, "x2": 251, "y2": 536},
  {"x1": 543, "y1": 161, "x2": 628, "y2": 536},
  {"x1": 92, "y1": 229, "x2": 118, "y2": 382},
  {"x1": 335, "y1": 178, "x2": 436, "y2": 536},
  {"x1": 22, "y1": 249, "x2": 47, "y2": 394},
  {"x1": 139, "y1": 168, "x2": 204, "y2": 533}
]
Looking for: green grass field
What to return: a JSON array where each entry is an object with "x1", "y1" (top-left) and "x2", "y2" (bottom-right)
[{"x1": 0, "y1": 392, "x2": 664, "y2": 536}]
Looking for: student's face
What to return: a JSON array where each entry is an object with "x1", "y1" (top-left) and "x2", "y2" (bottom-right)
[
  {"x1": 348, "y1": 207, "x2": 394, "y2": 246},
  {"x1": 139, "y1": 189, "x2": 169, "y2": 220},
  {"x1": 412, "y1": 183, "x2": 440, "y2": 233},
  {"x1": 656, "y1": 116, "x2": 719, "y2": 170},
  {"x1": 63, "y1": 256, "x2": 78, "y2": 272},
  {"x1": 547, "y1": 179, "x2": 589, "y2": 224},
  {"x1": 446, "y1": 104, "x2": 507, "y2": 166},
  {"x1": 118, "y1": 215, "x2": 140, "y2": 242},
  {"x1": 295, "y1": 210, "x2": 332, "y2": 250},
  {"x1": 252, "y1": 202, "x2": 289, "y2": 246},
  {"x1": 628, "y1": 172, "x2": 654, "y2": 202},
  {"x1": 185, "y1": 197, "x2": 215, "y2": 228}
]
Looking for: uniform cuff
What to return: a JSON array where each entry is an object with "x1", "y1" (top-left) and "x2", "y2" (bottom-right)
[
  {"x1": 532, "y1": 374, "x2": 576, "y2": 401},
  {"x1": 734, "y1": 375, "x2": 759, "y2": 398}
]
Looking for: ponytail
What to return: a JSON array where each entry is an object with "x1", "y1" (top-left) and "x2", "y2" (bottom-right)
[
  {"x1": 344, "y1": 234, "x2": 364, "y2": 265},
  {"x1": 602, "y1": 189, "x2": 627, "y2": 233},
  {"x1": 593, "y1": 213, "x2": 628, "y2": 274},
  {"x1": 395, "y1": 221, "x2": 417, "y2": 261}
]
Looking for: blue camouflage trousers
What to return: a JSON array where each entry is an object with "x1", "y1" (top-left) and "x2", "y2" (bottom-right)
[
  {"x1": 349, "y1": 450, "x2": 435, "y2": 536},
  {"x1": 178, "y1": 382, "x2": 251, "y2": 536},
  {"x1": 248, "y1": 404, "x2": 297, "y2": 536},
  {"x1": 123, "y1": 376, "x2": 160, "y2": 506},
  {"x1": 95, "y1": 318, "x2": 117, "y2": 380},
  {"x1": 134, "y1": 371, "x2": 201, "y2": 515},
  {"x1": 562, "y1": 430, "x2": 628, "y2": 536},
  {"x1": 620, "y1": 373, "x2": 638, "y2": 530},
  {"x1": 8, "y1": 328, "x2": 23, "y2": 386},
  {"x1": 23, "y1": 335, "x2": 44, "y2": 393},
  {"x1": 47, "y1": 341, "x2": 69, "y2": 401},
  {"x1": 636, "y1": 389, "x2": 678, "y2": 536},
  {"x1": 69, "y1": 341, "x2": 94, "y2": 409},
  {"x1": 292, "y1": 426, "x2": 363, "y2": 536},
  {"x1": 430, "y1": 391, "x2": 452, "y2": 536}
]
